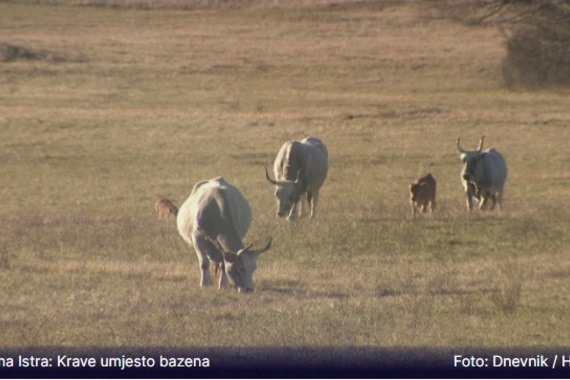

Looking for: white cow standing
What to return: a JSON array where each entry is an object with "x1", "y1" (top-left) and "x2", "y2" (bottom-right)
[
  {"x1": 265, "y1": 136, "x2": 329, "y2": 221},
  {"x1": 457, "y1": 136, "x2": 508, "y2": 212},
  {"x1": 177, "y1": 177, "x2": 271, "y2": 293}
]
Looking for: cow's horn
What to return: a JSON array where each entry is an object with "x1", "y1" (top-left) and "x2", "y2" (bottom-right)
[
  {"x1": 264, "y1": 166, "x2": 279, "y2": 185},
  {"x1": 256, "y1": 238, "x2": 272, "y2": 255},
  {"x1": 477, "y1": 135, "x2": 485, "y2": 152},
  {"x1": 456, "y1": 137, "x2": 467, "y2": 153},
  {"x1": 240, "y1": 239, "x2": 271, "y2": 256},
  {"x1": 236, "y1": 243, "x2": 253, "y2": 257}
]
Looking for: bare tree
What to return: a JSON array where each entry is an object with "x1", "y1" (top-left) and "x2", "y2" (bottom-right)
[{"x1": 436, "y1": 0, "x2": 570, "y2": 88}]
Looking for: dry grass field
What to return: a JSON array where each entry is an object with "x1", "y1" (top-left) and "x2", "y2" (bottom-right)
[{"x1": 1, "y1": 0, "x2": 569, "y2": 348}]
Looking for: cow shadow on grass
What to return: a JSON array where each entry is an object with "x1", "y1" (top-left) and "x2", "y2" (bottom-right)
[{"x1": 260, "y1": 279, "x2": 351, "y2": 300}]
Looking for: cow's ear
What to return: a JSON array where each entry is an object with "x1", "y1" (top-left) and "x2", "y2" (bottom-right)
[{"x1": 223, "y1": 251, "x2": 238, "y2": 263}]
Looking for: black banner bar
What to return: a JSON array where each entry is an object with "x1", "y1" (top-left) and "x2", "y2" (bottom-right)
[{"x1": 1, "y1": 347, "x2": 569, "y2": 378}]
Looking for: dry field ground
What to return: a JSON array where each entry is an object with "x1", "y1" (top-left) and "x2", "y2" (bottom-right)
[{"x1": 0, "y1": 1, "x2": 569, "y2": 347}]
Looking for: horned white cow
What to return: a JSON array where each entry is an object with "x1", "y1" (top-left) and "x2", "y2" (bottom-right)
[
  {"x1": 176, "y1": 177, "x2": 271, "y2": 293},
  {"x1": 265, "y1": 136, "x2": 328, "y2": 221},
  {"x1": 457, "y1": 136, "x2": 508, "y2": 212}
]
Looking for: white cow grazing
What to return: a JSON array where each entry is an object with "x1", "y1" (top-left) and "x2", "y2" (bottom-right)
[
  {"x1": 457, "y1": 136, "x2": 508, "y2": 212},
  {"x1": 177, "y1": 177, "x2": 271, "y2": 293},
  {"x1": 265, "y1": 136, "x2": 328, "y2": 221}
]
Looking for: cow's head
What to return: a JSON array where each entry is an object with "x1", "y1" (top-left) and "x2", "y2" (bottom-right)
[
  {"x1": 462, "y1": 152, "x2": 492, "y2": 185},
  {"x1": 222, "y1": 239, "x2": 272, "y2": 293},
  {"x1": 265, "y1": 166, "x2": 306, "y2": 218},
  {"x1": 457, "y1": 135, "x2": 485, "y2": 182},
  {"x1": 409, "y1": 182, "x2": 424, "y2": 202}
]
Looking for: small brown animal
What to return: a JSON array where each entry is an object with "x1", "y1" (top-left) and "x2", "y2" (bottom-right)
[
  {"x1": 409, "y1": 173, "x2": 436, "y2": 215},
  {"x1": 155, "y1": 198, "x2": 178, "y2": 220}
]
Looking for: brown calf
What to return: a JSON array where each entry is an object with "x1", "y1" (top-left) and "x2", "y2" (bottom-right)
[
  {"x1": 155, "y1": 198, "x2": 178, "y2": 220},
  {"x1": 409, "y1": 173, "x2": 437, "y2": 214}
]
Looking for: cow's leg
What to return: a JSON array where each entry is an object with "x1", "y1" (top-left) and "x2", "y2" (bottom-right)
[
  {"x1": 479, "y1": 193, "x2": 490, "y2": 211},
  {"x1": 300, "y1": 191, "x2": 312, "y2": 219},
  {"x1": 429, "y1": 199, "x2": 436, "y2": 213},
  {"x1": 465, "y1": 182, "x2": 476, "y2": 212},
  {"x1": 218, "y1": 262, "x2": 228, "y2": 289},
  {"x1": 308, "y1": 191, "x2": 319, "y2": 219},
  {"x1": 489, "y1": 194, "x2": 497, "y2": 211},
  {"x1": 495, "y1": 189, "x2": 504, "y2": 211},
  {"x1": 191, "y1": 235, "x2": 216, "y2": 287},
  {"x1": 297, "y1": 196, "x2": 305, "y2": 219},
  {"x1": 466, "y1": 193, "x2": 474, "y2": 212}
]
